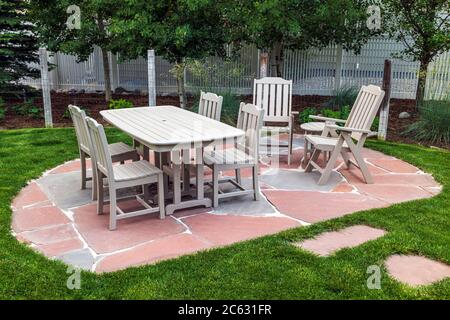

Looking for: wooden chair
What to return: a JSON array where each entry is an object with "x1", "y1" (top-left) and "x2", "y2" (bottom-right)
[
  {"x1": 85, "y1": 117, "x2": 165, "y2": 230},
  {"x1": 253, "y1": 77, "x2": 295, "y2": 164},
  {"x1": 204, "y1": 103, "x2": 264, "y2": 207},
  {"x1": 68, "y1": 105, "x2": 139, "y2": 200},
  {"x1": 198, "y1": 91, "x2": 223, "y2": 121},
  {"x1": 305, "y1": 85, "x2": 385, "y2": 185}
]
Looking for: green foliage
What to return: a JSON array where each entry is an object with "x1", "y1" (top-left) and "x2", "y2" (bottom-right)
[
  {"x1": 0, "y1": 0, "x2": 39, "y2": 97},
  {"x1": 11, "y1": 99, "x2": 43, "y2": 119},
  {"x1": 324, "y1": 86, "x2": 359, "y2": 111},
  {"x1": 0, "y1": 98, "x2": 6, "y2": 121},
  {"x1": 300, "y1": 105, "x2": 378, "y2": 131},
  {"x1": 403, "y1": 100, "x2": 450, "y2": 145},
  {"x1": 298, "y1": 107, "x2": 318, "y2": 124},
  {"x1": 191, "y1": 90, "x2": 241, "y2": 126},
  {"x1": 108, "y1": 99, "x2": 134, "y2": 110}
]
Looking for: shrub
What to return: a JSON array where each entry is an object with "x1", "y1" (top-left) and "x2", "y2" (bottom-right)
[
  {"x1": 299, "y1": 104, "x2": 378, "y2": 131},
  {"x1": 403, "y1": 100, "x2": 450, "y2": 145},
  {"x1": 324, "y1": 86, "x2": 359, "y2": 111},
  {"x1": 191, "y1": 90, "x2": 241, "y2": 126},
  {"x1": 108, "y1": 99, "x2": 134, "y2": 109},
  {"x1": 12, "y1": 99, "x2": 43, "y2": 119},
  {"x1": 298, "y1": 107, "x2": 318, "y2": 124}
]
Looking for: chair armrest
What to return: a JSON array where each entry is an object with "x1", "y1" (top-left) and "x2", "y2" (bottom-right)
[
  {"x1": 309, "y1": 115, "x2": 346, "y2": 123},
  {"x1": 291, "y1": 111, "x2": 299, "y2": 115},
  {"x1": 325, "y1": 124, "x2": 372, "y2": 134}
]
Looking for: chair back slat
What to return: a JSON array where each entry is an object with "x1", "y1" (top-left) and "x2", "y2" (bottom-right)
[
  {"x1": 68, "y1": 105, "x2": 91, "y2": 153},
  {"x1": 345, "y1": 85, "x2": 385, "y2": 140},
  {"x1": 85, "y1": 117, "x2": 114, "y2": 178},
  {"x1": 236, "y1": 103, "x2": 264, "y2": 158},
  {"x1": 253, "y1": 77, "x2": 292, "y2": 123},
  {"x1": 198, "y1": 91, "x2": 223, "y2": 121}
]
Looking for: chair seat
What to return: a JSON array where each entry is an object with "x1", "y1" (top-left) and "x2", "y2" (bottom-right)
[
  {"x1": 113, "y1": 160, "x2": 161, "y2": 182},
  {"x1": 108, "y1": 142, "x2": 136, "y2": 157},
  {"x1": 204, "y1": 148, "x2": 255, "y2": 166},
  {"x1": 305, "y1": 135, "x2": 349, "y2": 151}
]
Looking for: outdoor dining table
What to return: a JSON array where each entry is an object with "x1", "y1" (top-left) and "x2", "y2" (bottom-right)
[{"x1": 100, "y1": 106, "x2": 245, "y2": 215}]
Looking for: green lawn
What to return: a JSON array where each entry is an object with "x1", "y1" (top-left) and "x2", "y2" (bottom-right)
[{"x1": 0, "y1": 128, "x2": 449, "y2": 299}]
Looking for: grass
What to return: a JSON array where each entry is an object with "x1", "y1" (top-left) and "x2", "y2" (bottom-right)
[{"x1": 0, "y1": 128, "x2": 449, "y2": 299}]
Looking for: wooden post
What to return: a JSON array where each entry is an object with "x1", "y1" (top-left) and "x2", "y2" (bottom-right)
[
  {"x1": 147, "y1": 50, "x2": 156, "y2": 106},
  {"x1": 39, "y1": 48, "x2": 53, "y2": 128},
  {"x1": 259, "y1": 51, "x2": 269, "y2": 78},
  {"x1": 109, "y1": 53, "x2": 119, "y2": 91},
  {"x1": 334, "y1": 45, "x2": 343, "y2": 92},
  {"x1": 378, "y1": 59, "x2": 392, "y2": 140}
]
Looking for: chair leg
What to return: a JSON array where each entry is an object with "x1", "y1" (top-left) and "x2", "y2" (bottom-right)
[
  {"x1": 341, "y1": 151, "x2": 351, "y2": 169},
  {"x1": 212, "y1": 165, "x2": 219, "y2": 208},
  {"x1": 92, "y1": 163, "x2": 98, "y2": 201},
  {"x1": 252, "y1": 165, "x2": 260, "y2": 201},
  {"x1": 80, "y1": 151, "x2": 87, "y2": 190},
  {"x1": 352, "y1": 149, "x2": 373, "y2": 184},
  {"x1": 318, "y1": 146, "x2": 343, "y2": 185},
  {"x1": 288, "y1": 129, "x2": 293, "y2": 165},
  {"x1": 235, "y1": 168, "x2": 241, "y2": 184},
  {"x1": 157, "y1": 173, "x2": 165, "y2": 219},
  {"x1": 97, "y1": 170, "x2": 104, "y2": 215},
  {"x1": 109, "y1": 187, "x2": 117, "y2": 231},
  {"x1": 302, "y1": 137, "x2": 309, "y2": 168},
  {"x1": 305, "y1": 149, "x2": 321, "y2": 173}
]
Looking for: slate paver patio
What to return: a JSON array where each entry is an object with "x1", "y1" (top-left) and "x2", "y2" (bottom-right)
[{"x1": 10, "y1": 135, "x2": 441, "y2": 272}]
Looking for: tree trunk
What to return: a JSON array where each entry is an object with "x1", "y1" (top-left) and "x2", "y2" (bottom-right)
[
  {"x1": 415, "y1": 60, "x2": 429, "y2": 108},
  {"x1": 269, "y1": 42, "x2": 284, "y2": 77},
  {"x1": 175, "y1": 61, "x2": 187, "y2": 109},
  {"x1": 97, "y1": 17, "x2": 112, "y2": 102},
  {"x1": 100, "y1": 48, "x2": 112, "y2": 102}
]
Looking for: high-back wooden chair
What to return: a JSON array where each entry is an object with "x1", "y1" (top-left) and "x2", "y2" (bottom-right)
[
  {"x1": 204, "y1": 103, "x2": 264, "y2": 207},
  {"x1": 85, "y1": 117, "x2": 165, "y2": 230},
  {"x1": 305, "y1": 85, "x2": 385, "y2": 185},
  {"x1": 68, "y1": 105, "x2": 139, "y2": 200},
  {"x1": 253, "y1": 77, "x2": 295, "y2": 164},
  {"x1": 198, "y1": 91, "x2": 223, "y2": 121}
]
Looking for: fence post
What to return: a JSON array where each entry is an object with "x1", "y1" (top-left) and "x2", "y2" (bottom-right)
[
  {"x1": 259, "y1": 51, "x2": 269, "y2": 78},
  {"x1": 378, "y1": 59, "x2": 392, "y2": 140},
  {"x1": 39, "y1": 48, "x2": 53, "y2": 128},
  {"x1": 334, "y1": 45, "x2": 343, "y2": 92},
  {"x1": 109, "y1": 53, "x2": 119, "y2": 91},
  {"x1": 147, "y1": 49, "x2": 156, "y2": 106},
  {"x1": 48, "y1": 53, "x2": 59, "y2": 90}
]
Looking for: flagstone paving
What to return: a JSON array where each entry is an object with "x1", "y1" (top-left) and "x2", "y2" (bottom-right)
[
  {"x1": 385, "y1": 255, "x2": 450, "y2": 287},
  {"x1": 295, "y1": 225, "x2": 386, "y2": 256},
  {"x1": 10, "y1": 135, "x2": 441, "y2": 273}
]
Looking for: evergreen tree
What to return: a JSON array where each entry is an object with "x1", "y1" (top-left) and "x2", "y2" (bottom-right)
[{"x1": 0, "y1": 0, "x2": 39, "y2": 97}]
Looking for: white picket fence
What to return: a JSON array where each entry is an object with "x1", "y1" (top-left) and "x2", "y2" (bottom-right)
[{"x1": 22, "y1": 37, "x2": 450, "y2": 100}]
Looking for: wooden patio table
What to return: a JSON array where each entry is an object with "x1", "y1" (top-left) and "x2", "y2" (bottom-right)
[{"x1": 100, "y1": 106, "x2": 245, "y2": 215}]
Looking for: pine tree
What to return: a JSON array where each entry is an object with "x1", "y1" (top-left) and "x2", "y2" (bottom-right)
[{"x1": 0, "y1": 0, "x2": 39, "y2": 97}]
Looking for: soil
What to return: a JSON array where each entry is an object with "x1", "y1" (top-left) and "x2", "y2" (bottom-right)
[{"x1": 0, "y1": 92, "x2": 444, "y2": 149}]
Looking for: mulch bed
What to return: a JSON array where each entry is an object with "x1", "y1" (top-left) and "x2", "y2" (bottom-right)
[{"x1": 1, "y1": 91, "x2": 441, "y2": 149}]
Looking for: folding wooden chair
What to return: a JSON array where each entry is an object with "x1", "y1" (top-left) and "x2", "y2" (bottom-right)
[
  {"x1": 198, "y1": 91, "x2": 223, "y2": 121},
  {"x1": 305, "y1": 85, "x2": 385, "y2": 185}
]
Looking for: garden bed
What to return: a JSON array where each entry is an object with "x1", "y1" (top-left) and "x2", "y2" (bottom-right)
[{"x1": 0, "y1": 92, "x2": 428, "y2": 147}]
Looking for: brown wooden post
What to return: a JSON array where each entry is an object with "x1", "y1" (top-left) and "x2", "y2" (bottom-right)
[
  {"x1": 259, "y1": 51, "x2": 269, "y2": 78},
  {"x1": 378, "y1": 59, "x2": 392, "y2": 140}
]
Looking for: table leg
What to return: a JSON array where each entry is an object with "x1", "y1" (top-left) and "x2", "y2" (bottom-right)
[{"x1": 165, "y1": 147, "x2": 211, "y2": 215}]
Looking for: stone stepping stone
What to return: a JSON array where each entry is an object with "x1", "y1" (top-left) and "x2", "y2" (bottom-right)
[
  {"x1": 295, "y1": 225, "x2": 386, "y2": 256},
  {"x1": 385, "y1": 255, "x2": 450, "y2": 287}
]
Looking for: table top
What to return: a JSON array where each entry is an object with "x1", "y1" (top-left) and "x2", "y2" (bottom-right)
[
  {"x1": 300, "y1": 121, "x2": 325, "y2": 132},
  {"x1": 100, "y1": 106, "x2": 245, "y2": 151}
]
